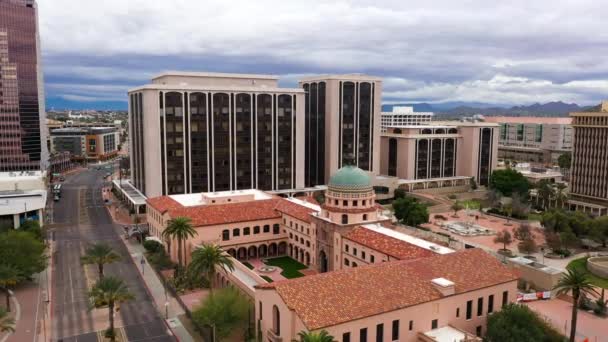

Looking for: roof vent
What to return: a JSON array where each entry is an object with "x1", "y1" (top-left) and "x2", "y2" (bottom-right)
[{"x1": 432, "y1": 277, "x2": 455, "y2": 296}]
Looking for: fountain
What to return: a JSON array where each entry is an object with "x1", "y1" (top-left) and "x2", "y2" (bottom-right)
[{"x1": 258, "y1": 265, "x2": 277, "y2": 273}]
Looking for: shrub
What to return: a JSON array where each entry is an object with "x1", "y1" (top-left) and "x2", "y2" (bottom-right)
[
  {"x1": 143, "y1": 240, "x2": 164, "y2": 253},
  {"x1": 434, "y1": 214, "x2": 447, "y2": 221},
  {"x1": 447, "y1": 194, "x2": 458, "y2": 200}
]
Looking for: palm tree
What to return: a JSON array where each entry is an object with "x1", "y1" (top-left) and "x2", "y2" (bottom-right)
[
  {"x1": 538, "y1": 180, "x2": 555, "y2": 210},
  {"x1": 188, "y1": 244, "x2": 234, "y2": 294},
  {"x1": 293, "y1": 330, "x2": 337, "y2": 342},
  {"x1": 0, "y1": 307, "x2": 15, "y2": 333},
  {"x1": 81, "y1": 243, "x2": 121, "y2": 279},
  {"x1": 88, "y1": 276, "x2": 134, "y2": 341},
  {"x1": 161, "y1": 217, "x2": 197, "y2": 274},
  {"x1": 0, "y1": 265, "x2": 21, "y2": 312},
  {"x1": 554, "y1": 183, "x2": 568, "y2": 208},
  {"x1": 553, "y1": 268, "x2": 598, "y2": 342}
]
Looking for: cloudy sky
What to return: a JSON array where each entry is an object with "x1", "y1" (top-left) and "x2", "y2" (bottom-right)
[{"x1": 39, "y1": 0, "x2": 608, "y2": 110}]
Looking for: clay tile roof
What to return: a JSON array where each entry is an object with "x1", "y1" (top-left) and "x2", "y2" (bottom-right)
[
  {"x1": 259, "y1": 249, "x2": 518, "y2": 330},
  {"x1": 344, "y1": 227, "x2": 435, "y2": 260},
  {"x1": 146, "y1": 196, "x2": 182, "y2": 213},
  {"x1": 169, "y1": 199, "x2": 282, "y2": 226},
  {"x1": 273, "y1": 199, "x2": 316, "y2": 223}
]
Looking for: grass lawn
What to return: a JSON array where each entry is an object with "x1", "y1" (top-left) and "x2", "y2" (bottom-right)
[
  {"x1": 460, "y1": 199, "x2": 481, "y2": 209},
  {"x1": 264, "y1": 256, "x2": 307, "y2": 279},
  {"x1": 527, "y1": 212, "x2": 543, "y2": 221},
  {"x1": 243, "y1": 261, "x2": 254, "y2": 270},
  {"x1": 567, "y1": 257, "x2": 608, "y2": 289},
  {"x1": 261, "y1": 275, "x2": 273, "y2": 283}
]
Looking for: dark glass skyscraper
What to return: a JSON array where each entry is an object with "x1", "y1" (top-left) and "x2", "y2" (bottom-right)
[{"x1": 0, "y1": 0, "x2": 46, "y2": 171}]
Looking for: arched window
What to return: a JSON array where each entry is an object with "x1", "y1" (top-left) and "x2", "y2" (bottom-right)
[
  {"x1": 341, "y1": 214, "x2": 348, "y2": 224},
  {"x1": 222, "y1": 230, "x2": 229, "y2": 241},
  {"x1": 363, "y1": 214, "x2": 368, "y2": 221},
  {"x1": 344, "y1": 258, "x2": 350, "y2": 266},
  {"x1": 272, "y1": 305, "x2": 281, "y2": 335},
  {"x1": 233, "y1": 228, "x2": 240, "y2": 237},
  {"x1": 435, "y1": 128, "x2": 445, "y2": 134},
  {"x1": 243, "y1": 227, "x2": 250, "y2": 235},
  {"x1": 352, "y1": 262, "x2": 358, "y2": 268},
  {"x1": 422, "y1": 128, "x2": 432, "y2": 134},
  {"x1": 289, "y1": 233, "x2": 293, "y2": 239},
  {"x1": 253, "y1": 226, "x2": 260, "y2": 234},
  {"x1": 448, "y1": 128, "x2": 458, "y2": 134}
]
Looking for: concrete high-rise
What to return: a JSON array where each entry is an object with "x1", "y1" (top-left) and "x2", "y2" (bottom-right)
[
  {"x1": 568, "y1": 101, "x2": 608, "y2": 216},
  {"x1": 299, "y1": 75, "x2": 382, "y2": 187},
  {"x1": 128, "y1": 72, "x2": 305, "y2": 197},
  {"x1": 0, "y1": 0, "x2": 47, "y2": 171}
]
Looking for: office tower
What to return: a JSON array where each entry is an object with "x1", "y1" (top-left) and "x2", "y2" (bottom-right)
[
  {"x1": 380, "y1": 120, "x2": 498, "y2": 187},
  {"x1": 483, "y1": 117, "x2": 572, "y2": 164},
  {"x1": 299, "y1": 75, "x2": 382, "y2": 187},
  {"x1": 568, "y1": 101, "x2": 608, "y2": 216},
  {"x1": 0, "y1": 0, "x2": 47, "y2": 171},
  {"x1": 128, "y1": 72, "x2": 305, "y2": 197}
]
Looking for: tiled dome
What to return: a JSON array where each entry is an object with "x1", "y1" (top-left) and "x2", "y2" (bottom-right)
[{"x1": 328, "y1": 166, "x2": 372, "y2": 191}]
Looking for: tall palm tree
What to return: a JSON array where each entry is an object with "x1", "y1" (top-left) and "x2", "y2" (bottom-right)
[
  {"x1": 538, "y1": 180, "x2": 555, "y2": 210},
  {"x1": 81, "y1": 243, "x2": 122, "y2": 279},
  {"x1": 554, "y1": 183, "x2": 568, "y2": 208},
  {"x1": 293, "y1": 330, "x2": 337, "y2": 342},
  {"x1": 188, "y1": 244, "x2": 234, "y2": 294},
  {"x1": 0, "y1": 307, "x2": 15, "y2": 333},
  {"x1": 161, "y1": 217, "x2": 197, "y2": 274},
  {"x1": 88, "y1": 276, "x2": 134, "y2": 342},
  {"x1": 0, "y1": 265, "x2": 21, "y2": 312},
  {"x1": 553, "y1": 268, "x2": 598, "y2": 342}
]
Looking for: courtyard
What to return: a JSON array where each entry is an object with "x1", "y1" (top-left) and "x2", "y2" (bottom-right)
[{"x1": 243, "y1": 256, "x2": 313, "y2": 282}]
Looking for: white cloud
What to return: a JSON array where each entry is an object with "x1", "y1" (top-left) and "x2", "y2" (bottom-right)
[{"x1": 38, "y1": 0, "x2": 608, "y2": 105}]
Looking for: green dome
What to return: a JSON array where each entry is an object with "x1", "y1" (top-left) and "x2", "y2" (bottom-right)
[{"x1": 328, "y1": 166, "x2": 372, "y2": 191}]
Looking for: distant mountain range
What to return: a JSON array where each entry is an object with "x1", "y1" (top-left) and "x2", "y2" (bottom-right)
[{"x1": 382, "y1": 101, "x2": 598, "y2": 117}]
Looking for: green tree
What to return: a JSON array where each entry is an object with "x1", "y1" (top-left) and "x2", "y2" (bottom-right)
[
  {"x1": 392, "y1": 197, "x2": 429, "y2": 226},
  {"x1": 188, "y1": 244, "x2": 234, "y2": 294},
  {"x1": 485, "y1": 303, "x2": 565, "y2": 342},
  {"x1": 560, "y1": 229, "x2": 578, "y2": 251},
  {"x1": 192, "y1": 287, "x2": 250, "y2": 341},
  {"x1": 81, "y1": 243, "x2": 121, "y2": 279},
  {"x1": 293, "y1": 330, "x2": 337, "y2": 342},
  {"x1": 88, "y1": 276, "x2": 135, "y2": 341},
  {"x1": 0, "y1": 307, "x2": 15, "y2": 333},
  {"x1": 0, "y1": 231, "x2": 47, "y2": 281},
  {"x1": 489, "y1": 169, "x2": 530, "y2": 197},
  {"x1": 393, "y1": 188, "x2": 406, "y2": 200},
  {"x1": 537, "y1": 180, "x2": 555, "y2": 210},
  {"x1": 558, "y1": 152, "x2": 571, "y2": 170},
  {"x1": 18, "y1": 219, "x2": 44, "y2": 240},
  {"x1": 450, "y1": 201, "x2": 464, "y2": 217},
  {"x1": 554, "y1": 183, "x2": 568, "y2": 208},
  {"x1": 161, "y1": 217, "x2": 197, "y2": 274},
  {"x1": 0, "y1": 265, "x2": 22, "y2": 312},
  {"x1": 494, "y1": 229, "x2": 513, "y2": 252},
  {"x1": 553, "y1": 268, "x2": 598, "y2": 342},
  {"x1": 590, "y1": 216, "x2": 608, "y2": 247},
  {"x1": 511, "y1": 192, "x2": 530, "y2": 218}
]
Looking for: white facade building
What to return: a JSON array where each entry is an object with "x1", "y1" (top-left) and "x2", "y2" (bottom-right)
[{"x1": 381, "y1": 106, "x2": 434, "y2": 132}]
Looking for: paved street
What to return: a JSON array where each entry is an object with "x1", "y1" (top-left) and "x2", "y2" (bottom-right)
[{"x1": 51, "y1": 166, "x2": 174, "y2": 341}]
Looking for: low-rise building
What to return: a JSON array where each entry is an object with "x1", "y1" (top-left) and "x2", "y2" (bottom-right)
[
  {"x1": 381, "y1": 106, "x2": 434, "y2": 132},
  {"x1": 483, "y1": 117, "x2": 572, "y2": 165},
  {"x1": 0, "y1": 171, "x2": 47, "y2": 229},
  {"x1": 146, "y1": 166, "x2": 519, "y2": 341},
  {"x1": 50, "y1": 126, "x2": 119, "y2": 162}
]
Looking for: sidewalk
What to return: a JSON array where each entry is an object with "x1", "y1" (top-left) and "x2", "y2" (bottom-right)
[{"x1": 106, "y1": 201, "x2": 195, "y2": 342}]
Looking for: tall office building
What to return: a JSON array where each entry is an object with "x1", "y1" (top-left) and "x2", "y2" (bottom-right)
[
  {"x1": 380, "y1": 120, "x2": 498, "y2": 187},
  {"x1": 128, "y1": 72, "x2": 305, "y2": 197},
  {"x1": 0, "y1": 0, "x2": 47, "y2": 171},
  {"x1": 299, "y1": 75, "x2": 382, "y2": 187},
  {"x1": 568, "y1": 101, "x2": 608, "y2": 216}
]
